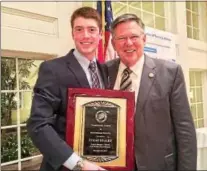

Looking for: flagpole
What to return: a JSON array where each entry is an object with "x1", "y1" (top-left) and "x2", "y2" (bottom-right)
[{"x1": 101, "y1": 0, "x2": 105, "y2": 57}]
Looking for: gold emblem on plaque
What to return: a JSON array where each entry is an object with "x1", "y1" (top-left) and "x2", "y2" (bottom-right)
[{"x1": 95, "y1": 110, "x2": 108, "y2": 123}]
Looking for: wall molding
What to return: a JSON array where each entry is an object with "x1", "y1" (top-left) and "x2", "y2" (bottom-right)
[{"x1": 1, "y1": 6, "x2": 58, "y2": 36}]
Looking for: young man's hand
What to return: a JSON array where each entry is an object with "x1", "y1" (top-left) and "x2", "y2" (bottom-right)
[{"x1": 82, "y1": 160, "x2": 106, "y2": 170}]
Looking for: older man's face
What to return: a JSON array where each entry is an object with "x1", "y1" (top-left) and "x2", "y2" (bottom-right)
[{"x1": 112, "y1": 20, "x2": 146, "y2": 67}]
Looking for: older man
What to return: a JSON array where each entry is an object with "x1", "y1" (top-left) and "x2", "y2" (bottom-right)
[{"x1": 106, "y1": 13, "x2": 197, "y2": 170}]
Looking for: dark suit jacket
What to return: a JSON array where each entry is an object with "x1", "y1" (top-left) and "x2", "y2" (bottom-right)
[
  {"x1": 27, "y1": 49, "x2": 108, "y2": 171},
  {"x1": 106, "y1": 55, "x2": 197, "y2": 170}
]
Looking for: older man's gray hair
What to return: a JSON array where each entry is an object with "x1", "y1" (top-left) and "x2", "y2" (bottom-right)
[{"x1": 110, "y1": 13, "x2": 145, "y2": 36}]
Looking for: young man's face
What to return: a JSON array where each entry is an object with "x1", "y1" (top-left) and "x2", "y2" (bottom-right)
[
  {"x1": 72, "y1": 17, "x2": 101, "y2": 60},
  {"x1": 112, "y1": 20, "x2": 146, "y2": 67}
]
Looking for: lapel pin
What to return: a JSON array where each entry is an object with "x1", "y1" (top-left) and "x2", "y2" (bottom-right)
[{"x1": 149, "y1": 72, "x2": 154, "y2": 78}]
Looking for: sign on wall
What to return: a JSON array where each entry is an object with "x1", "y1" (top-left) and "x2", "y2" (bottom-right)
[{"x1": 144, "y1": 27, "x2": 176, "y2": 62}]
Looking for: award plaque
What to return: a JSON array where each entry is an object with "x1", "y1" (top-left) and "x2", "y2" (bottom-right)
[{"x1": 66, "y1": 88, "x2": 135, "y2": 171}]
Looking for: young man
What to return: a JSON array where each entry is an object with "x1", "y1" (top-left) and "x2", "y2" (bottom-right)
[
  {"x1": 27, "y1": 7, "x2": 107, "y2": 171},
  {"x1": 106, "y1": 13, "x2": 197, "y2": 170}
]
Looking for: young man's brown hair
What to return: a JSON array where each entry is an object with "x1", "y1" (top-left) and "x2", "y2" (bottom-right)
[{"x1": 71, "y1": 6, "x2": 102, "y2": 31}]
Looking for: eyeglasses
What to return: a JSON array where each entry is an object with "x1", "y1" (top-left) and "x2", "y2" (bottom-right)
[{"x1": 114, "y1": 33, "x2": 144, "y2": 43}]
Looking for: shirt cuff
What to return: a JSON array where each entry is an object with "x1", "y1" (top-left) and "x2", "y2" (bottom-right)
[{"x1": 63, "y1": 152, "x2": 81, "y2": 170}]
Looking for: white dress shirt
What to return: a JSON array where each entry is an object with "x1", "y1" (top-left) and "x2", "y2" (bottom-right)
[{"x1": 114, "y1": 55, "x2": 145, "y2": 102}]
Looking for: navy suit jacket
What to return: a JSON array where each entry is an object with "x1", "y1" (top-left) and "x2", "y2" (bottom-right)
[{"x1": 27, "y1": 49, "x2": 109, "y2": 171}]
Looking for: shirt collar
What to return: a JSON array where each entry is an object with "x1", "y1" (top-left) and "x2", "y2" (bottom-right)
[
  {"x1": 73, "y1": 49, "x2": 97, "y2": 70},
  {"x1": 119, "y1": 54, "x2": 145, "y2": 76}
]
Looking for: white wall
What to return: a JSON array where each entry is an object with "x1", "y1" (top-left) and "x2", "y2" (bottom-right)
[
  {"x1": 188, "y1": 40, "x2": 207, "y2": 69},
  {"x1": 1, "y1": 2, "x2": 82, "y2": 58}
]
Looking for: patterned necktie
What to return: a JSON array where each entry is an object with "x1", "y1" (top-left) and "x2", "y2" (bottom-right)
[
  {"x1": 120, "y1": 67, "x2": 132, "y2": 91},
  {"x1": 89, "y1": 61, "x2": 101, "y2": 89}
]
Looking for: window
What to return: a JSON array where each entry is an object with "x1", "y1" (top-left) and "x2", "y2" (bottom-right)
[
  {"x1": 201, "y1": 2, "x2": 207, "y2": 42},
  {"x1": 186, "y1": 1, "x2": 207, "y2": 41},
  {"x1": 189, "y1": 71, "x2": 205, "y2": 128},
  {"x1": 1, "y1": 57, "x2": 44, "y2": 170},
  {"x1": 186, "y1": 2, "x2": 200, "y2": 40},
  {"x1": 115, "y1": 2, "x2": 166, "y2": 31},
  {"x1": 82, "y1": 1, "x2": 167, "y2": 31}
]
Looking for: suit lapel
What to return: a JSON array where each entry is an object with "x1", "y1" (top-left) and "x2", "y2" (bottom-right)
[
  {"x1": 107, "y1": 59, "x2": 120, "y2": 89},
  {"x1": 97, "y1": 63, "x2": 109, "y2": 89},
  {"x1": 136, "y1": 55, "x2": 156, "y2": 112},
  {"x1": 66, "y1": 50, "x2": 90, "y2": 88}
]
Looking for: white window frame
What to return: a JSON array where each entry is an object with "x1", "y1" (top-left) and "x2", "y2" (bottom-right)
[
  {"x1": 186, "y1": 1, "x2": 206, "y2": 41},
  {"x1": 202, "y1": 71, "x2": 207, "y2": 127},
  {"x1": 198, "y1": 2, "x2": 207, "y2": 42},
  {"x1": 1, "y1": 56, "x2": 46, "y2": 170},
  {"x1": 82, "y1": 1, "x2": 169, "y2": 31},
  {"x1": 189, "y1": 70, "x2": 206, "y2": 129}
]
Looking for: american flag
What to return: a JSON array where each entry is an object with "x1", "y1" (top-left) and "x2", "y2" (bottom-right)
[{"x1": 97, "y1": 1, "x2": 116, "y2": 62}]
